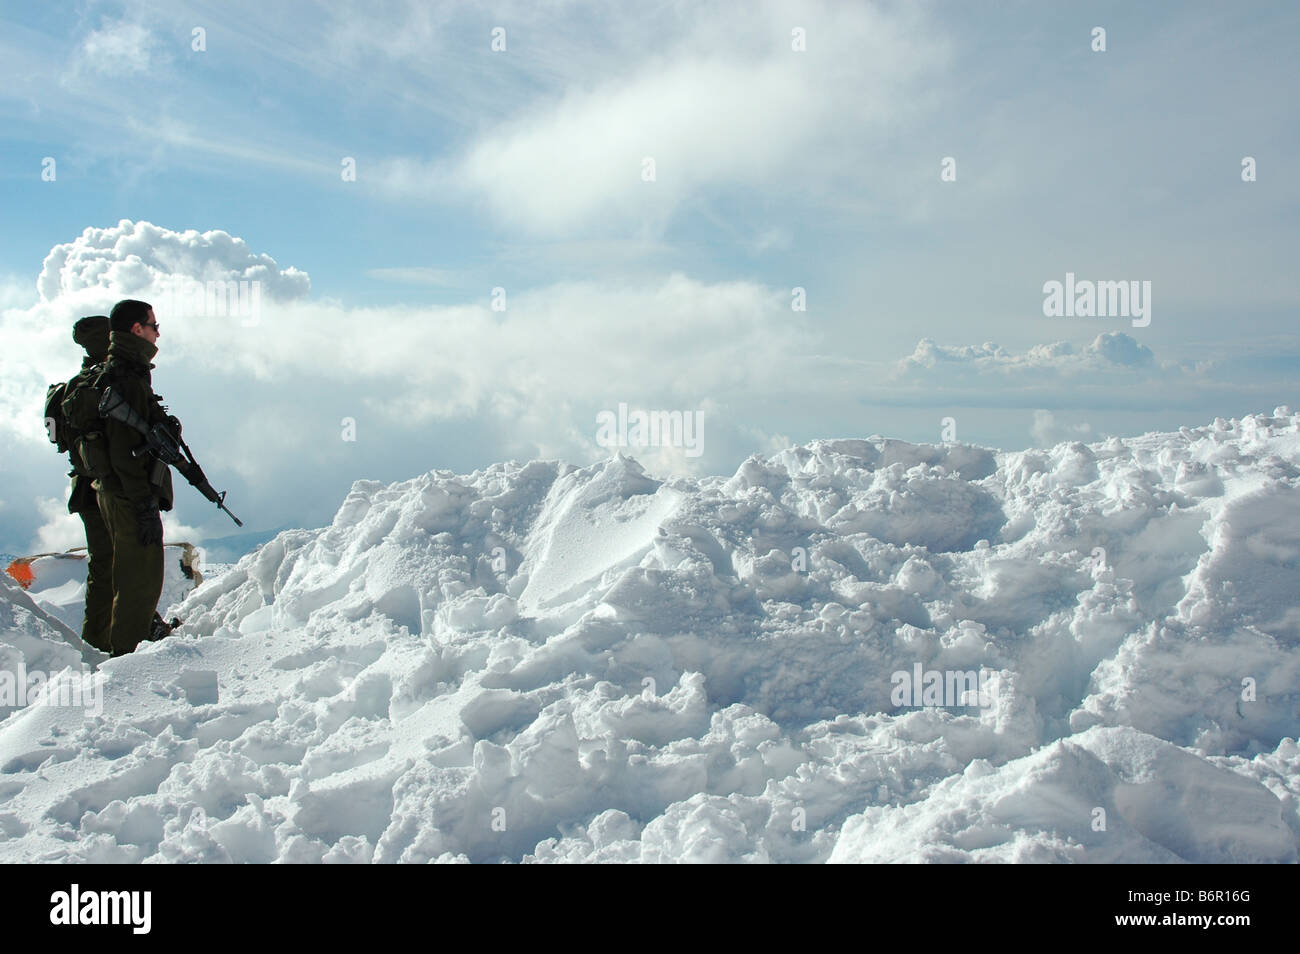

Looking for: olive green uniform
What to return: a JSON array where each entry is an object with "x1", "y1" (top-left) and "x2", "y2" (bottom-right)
[
  {"x1": 93, "y1": 331, "x2": 175, "y2": 656},
  {"x1": 70, "y1": 448, "x2": 114, "y2": 653},
  {"x1": 66, "y1": 323, "x2": 115, "y2": 653}
]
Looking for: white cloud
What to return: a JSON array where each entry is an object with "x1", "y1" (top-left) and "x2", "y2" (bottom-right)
[
  {"x1": 0, "y1": 221, "x2": 312, "y2": 449},
  {"x1": 893, "y1": 334, "x2": 1166, "y2": 386},
  {"x1": 29, "y1": 497, "x2": 83, "y2": 554},
  {"x1": 37, "y1": 220, "x2": 310, "y2": 304},
  {"x1": 838, "y1": 332, "x2": 1287, "y2": 416},
  {"x1": 77, "y1": 20, "x2": 160, "y2": 76},
  {"x1": 5, "y1": 220, "x2": 1289, "y2": 555},
  {"x1": 0, "y1": 275, "x2": 36, "y2": 312},
  {"x1": 2, "y1": 221, "x2": 811, "y2": 488},
  {"x1": 1030, "y1": 410, "x2": 1093, "y2": 448},
  {"x1": 161, "y1": 513, "x2": 206, "y2": 546},
  {"x1": 370, "y1": 0, "x2": 947, "y2": 235},
  {"x1": 2, "y1": 220, "x2": 1271, "y2": 472}
]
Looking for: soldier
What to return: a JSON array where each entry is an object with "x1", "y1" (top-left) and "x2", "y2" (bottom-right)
[
  {"x1": 65, "y1": 315, "x2": 113, "y2": 653},
  {"x1": 95, "y1": 299, "x2": 175, "y2": 656}
]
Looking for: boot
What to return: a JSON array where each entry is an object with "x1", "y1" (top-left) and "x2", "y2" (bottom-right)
[{"x1": 148, "y1": 612, "x2": 181, "y2": 641}]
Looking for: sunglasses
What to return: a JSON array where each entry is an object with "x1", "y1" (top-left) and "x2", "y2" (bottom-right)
[{"x1": 141, "y1": 321, "x2": 160, "y2": 332}]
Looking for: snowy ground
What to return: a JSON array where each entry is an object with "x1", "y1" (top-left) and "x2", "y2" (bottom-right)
[{"x1": 1, "y1": 409, "x2": 1298, "y2": 863}]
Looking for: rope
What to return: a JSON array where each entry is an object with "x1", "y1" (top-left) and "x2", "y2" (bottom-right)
[{"x1": 5, "y1": 542, "x2": 201, "y2": 590}]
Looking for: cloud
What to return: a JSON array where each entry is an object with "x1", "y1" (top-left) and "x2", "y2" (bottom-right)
[
  {"x1": 839, "y1": 330, "x2": 1300, "y2": 419},
  {"x1": 37, "y1": 220, "x2": 310, "y2": 305},
  {"x1": 892, "y1": 333, "x2": 1166, "y2": 389},
  {"x1": 1, "y1": 221, "x2": 818, "y2": 554},
  {"x1": 1, "y1": 221, "x2": 313, "y2": 450},
  {"x1": 369, "y1": 0, "x2": 947, "y2": 235},
  {"x1": 1, "y1": 220, "x2": 1273, "y2": 458},
  {"x1": 160, "y1": 513, "x2": 206, "y2": 547},
  {"x1": 4, "y1": 220, "x2": 1291, "y2": 555},
  {"x1": 76, "y1": 20, "x2": 160, "y2": 76},
  {"x1": 0, "y1": 274, "x2": 35, "y2": 312},
  {"x1": 29, "y1": 498, "x2": 84, "y2": 554},
  {"x1": 1089, "y1": 332, "x2": 1156, "y2": 367},
  {"x1": 1030, "y1": 410, "x2": 1093, "y2": 448},
  {"x1": 9, "y1": 222, "x2": 802, "y2": 433}
]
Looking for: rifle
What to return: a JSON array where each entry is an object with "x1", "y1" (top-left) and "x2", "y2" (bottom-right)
[{"x1": 98, "y1": 386, "x2": 243, "y2": 527}]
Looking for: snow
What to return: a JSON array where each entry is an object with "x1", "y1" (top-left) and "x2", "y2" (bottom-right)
[
  {"x1": 1, "y1": 408, "x2": 1298, "y2": 863},
  {"x1": 0, "y1": 574, "x2": 85, "y2": 723}
]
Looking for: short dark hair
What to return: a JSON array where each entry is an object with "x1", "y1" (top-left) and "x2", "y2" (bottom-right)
[{"x1": 110, "y1": 299, "x2": 153, "y2": 333}]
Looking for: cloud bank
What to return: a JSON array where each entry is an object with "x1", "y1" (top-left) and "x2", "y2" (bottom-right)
[{"x1": 1, "y1": 220, "x2": 1288, "y2": 555}]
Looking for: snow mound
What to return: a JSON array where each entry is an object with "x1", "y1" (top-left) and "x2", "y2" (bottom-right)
[
  {"x1": 0, "y1": 573, "x2": 85, "y2": 722},
  {"x1": 1, "y1": 409, "x2": 1297, "y2": 863},
  {"x1": 830, "y1": 725, "x2": 1295, "y2": 863}
]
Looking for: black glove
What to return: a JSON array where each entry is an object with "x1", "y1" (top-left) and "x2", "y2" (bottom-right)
[
  {"x1": 167, "y1": 414, "x2": 182, "y2": 436},
  {"x1": 135, "y1": 498, "x2": 164, "y2": 545}
]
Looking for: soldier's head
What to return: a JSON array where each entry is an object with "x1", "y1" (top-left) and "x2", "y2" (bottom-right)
[
  {"x1": 110, "y1": 299, "x2": 159, "y2": 347},
  {"x1": 72, "y1": 314, "x2": 110, "y2": 362}
]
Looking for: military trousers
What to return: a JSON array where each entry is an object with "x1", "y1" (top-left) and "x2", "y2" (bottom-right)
[
  {"x1": 77, "y1": 504, "x2": 114, "y2": 653},
  {"x1": 96, "y1": 492, "x2": 164, "y2": 657}
]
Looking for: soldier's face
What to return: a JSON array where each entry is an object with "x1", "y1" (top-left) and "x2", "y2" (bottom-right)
[{"x1": 136, "y1": 308, "x2": 160, "y2": 346}]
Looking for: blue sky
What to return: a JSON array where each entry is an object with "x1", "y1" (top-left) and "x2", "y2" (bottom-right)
[{"x1": 1, "y1": 0, "x2": 1297, "y2": 555}]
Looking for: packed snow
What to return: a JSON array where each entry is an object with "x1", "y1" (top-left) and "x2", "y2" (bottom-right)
[{"x1": 1, "y1": 409, "x2": 1298, "y2": 863}]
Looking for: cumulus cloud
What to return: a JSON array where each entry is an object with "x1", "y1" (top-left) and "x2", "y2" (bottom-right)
[
  {"x1": 895, "y1": 334, "x2": 1158, "y2": 381},
  {"x1": 1090, "y1": 332, "x2": 1156, "y2": 367},
  {"x1": 2, "y1": 221, "x2": 312, "y2": 452},
  {"x1": 880, "y1": 333, "x2": 1182, "y2": 408},
  {"x1": 37, "y1": 220, "x2": 310, "y2": 305},
  {"x1": 7, "y1": 222, "x2": 800, "y2": 448},
  {"x1": 843, "y1": 331, "x2": 1286, "y2": 417}
]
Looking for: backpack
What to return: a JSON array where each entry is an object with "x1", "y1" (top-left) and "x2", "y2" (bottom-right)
[
  {"x1": 57, "y1": 363, "x2": 114, "y2": 479},
  {"x1": 43, "y1": 382, "x2": 71, "y2": 453}
]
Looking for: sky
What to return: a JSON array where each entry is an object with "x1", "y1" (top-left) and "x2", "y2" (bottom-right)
[{"x1": 0, "y1": 0, "x2": 1297, "y2": 556}]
